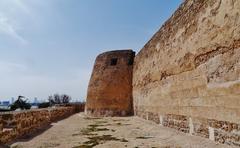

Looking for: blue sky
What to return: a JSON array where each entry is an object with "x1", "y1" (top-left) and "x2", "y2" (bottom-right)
[{"x1": 0, "y1": 0, "x2": 182, "y2": 102}]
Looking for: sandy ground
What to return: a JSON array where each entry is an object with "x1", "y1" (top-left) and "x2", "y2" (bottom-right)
[{"x1": 10, "y1": 113, "x2": 236, "y2": 148}]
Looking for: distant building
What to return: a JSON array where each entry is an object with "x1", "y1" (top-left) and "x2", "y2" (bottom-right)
[
  {"x1": 34, "y1": 97, "x2": 38, "y2": 104},
  {"x1": 1, "y1": 101, "x2": 10, "y2": 106}
]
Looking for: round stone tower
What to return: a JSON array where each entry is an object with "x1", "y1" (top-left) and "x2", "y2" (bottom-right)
[{"x1": 86, "y1": 49, "x2": 135, "y2": 117}]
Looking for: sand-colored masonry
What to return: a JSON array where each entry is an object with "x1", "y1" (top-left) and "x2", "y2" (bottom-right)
[
  {"x1": 133, "y1": 0, "x2": 240, "y2": 146},
  {"x1": 86, "y1": 50, "x2": 135, "y2": 117}
]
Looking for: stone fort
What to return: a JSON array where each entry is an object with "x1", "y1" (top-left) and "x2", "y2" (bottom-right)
[{"x1": 86, "y1": 0, "x2": 240, "y2": 146}]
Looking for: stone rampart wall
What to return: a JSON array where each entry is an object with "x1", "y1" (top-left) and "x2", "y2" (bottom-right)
[
  {"x1": 0, "y1": 106, "x2": 83, "y2": 144},
  {"x1": 133, "y1": 0, "x2": 240, "y2": 146}
]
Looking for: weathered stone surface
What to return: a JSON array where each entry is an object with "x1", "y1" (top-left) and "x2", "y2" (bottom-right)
[
  {"x1": 11, "y1": 113, "x2": 234, "y2": 148},
  {"x1": 133, "y1": 0, "x2": 240, "y2": 146},
  {"x1": 0, "y1": 106, "x2": 82, "y2": 144},
  {"x1": 86, "y1": 50, "x2": 135, "y2": 117}
]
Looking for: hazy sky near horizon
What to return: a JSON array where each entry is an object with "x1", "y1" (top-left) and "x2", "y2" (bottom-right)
[{"x1": 0, "y1": 0, "x2": 182, "y2": 101}]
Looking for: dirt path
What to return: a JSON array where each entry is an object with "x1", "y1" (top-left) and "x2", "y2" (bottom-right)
[{"x1": 10, "y1": 113, "x2": 235, "y2": 148}]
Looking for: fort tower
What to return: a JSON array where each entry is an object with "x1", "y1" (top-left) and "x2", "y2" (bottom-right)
[{"x1": 86, "y1": 50, "x2": 135, "y2": 117}]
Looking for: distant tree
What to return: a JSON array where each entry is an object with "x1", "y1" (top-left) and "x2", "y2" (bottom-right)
[
  {"x1": 61, "y1": 94, "x2": 71, "y2": 104},
  {"x1": 53, "y1": 94, "x2": 61, "y2": 104},
  {"x1": 48, "y1": 95, "x2": 54, "y2": 104},
  {"x1": 10, "y1": 96, "x2": 31, "y2": 110},
  {"x1": 48, "y1": 93, "x2": 71, "y2": 105}
]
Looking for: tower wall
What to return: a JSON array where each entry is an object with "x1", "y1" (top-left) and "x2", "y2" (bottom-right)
[{"x1": 86, "y1": 50, "x2": 135, "y2": 117}]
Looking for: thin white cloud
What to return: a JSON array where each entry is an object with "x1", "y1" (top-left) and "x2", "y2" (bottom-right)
[
  {"x1": 0, "y1": 14, "x2": 28, "y2": 44},
  {"x1": 0, "y1": 0, "x2": 31, "y2": 45}
]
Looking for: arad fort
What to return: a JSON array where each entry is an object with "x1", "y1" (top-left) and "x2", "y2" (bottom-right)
[
  {"x1": 86, "y1": 0, "x2": 240, "y2": 146},
  {"x1": 1, "y1": 0, "x2": 240, "y2": 147}
]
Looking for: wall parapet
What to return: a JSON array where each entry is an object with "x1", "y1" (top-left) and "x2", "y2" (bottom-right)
[{"x1": 0, "y1": 105, "x2": 84, "y2": 144}]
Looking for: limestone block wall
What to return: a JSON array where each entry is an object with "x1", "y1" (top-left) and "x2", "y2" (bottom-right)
[
  {"x1": 133, "y1": 0, "x2": 240, "y2": 146},
  {"x1": 86, "y1": 50, "x2": 135, "y2": 117},
  {"x1": 0, "y1": 106, "x2": 80, "y2": 144}
]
